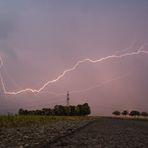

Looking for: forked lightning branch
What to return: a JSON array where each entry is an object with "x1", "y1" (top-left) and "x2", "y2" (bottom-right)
[{"x1": 0, "y1": 44, "x2": 148, "y2": 95}]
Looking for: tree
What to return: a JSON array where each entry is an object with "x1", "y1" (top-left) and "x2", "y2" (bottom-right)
[
  {"x1": 42, "y1": 108, "x2": 52, "y2": 115},
  {"x1": 141, "y1": 112, "x2": 148, "y2": 117},
  {"x1": 129, "y1": 110, "x2": 140, "y2": 116},
  {"x1": 23, "y1": 110, "x2": 29, "y2": 115},
  {"x1": 75, "y1": 105, "x2": 80, "y2": 116},
  {"x1": 77, "y1": 105, "x2": 83, "y2": 116},
  {"x1": 34, "y1": 110, "x2": 43, "y2": 115},
  {"x1": 82, "y1": 103, "x2": 91, "y2": 115},
  {"x1": 122, "y1": 110, "x2": 129, "y2": 116},
  {"x1": 18, "y1": 103, "x2": 91, "y2": 116},
  {"x1": 54, "y1": 105, "x2": 66, "y2": 116},
  {"x1": 112, "y1": 110, "x2": 120, "y2": 116},
  {"x1": 18, "y1": 108, "x2": 24, "y2": 115},
  {"x1": 75, "y1": 103, "x2": 91, "y2": 116},
  {"x1": 69, "y1": 106, "x2": 77, "y2": 116}
]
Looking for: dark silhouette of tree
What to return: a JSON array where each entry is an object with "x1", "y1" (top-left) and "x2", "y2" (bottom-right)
[
  {"x1": 35, "y1": 110, "x2": 43, "y2": 115},
  {"x1": 18, "y1": 108, "x2": 24, "y2": 115},
  {"x1": 76, "y1": 104, "x2": 83, "y2": 116},
  {"x1": 141, "y1": 112, "x2": 148, "y2": 117},
  {"x1": 69, "y1": 106, "x2": 77, "y2": 116},
  {"x1": 18, "y1": 103, "x2": 91, "y2": 116},
  {"x1": 122, "y1": 110, "x2": 129, "y2": 116},
  {"x1": 112, "y1": 110, "x2": 120, "y2": 116},
  {"x1": 42, "y1": 108, "x2": 52, "y2": 115},
  {"x1": 129, "y1": 110, "x2": 140, "y2": 116},
  {"x1": 82, "y1": 103, "x2": 91, "y2": 115},
  {"x1": 54, "y1": 105, "x2": 66, "y2": 116},
  {"x1": 76, "y1": 103, "x2": 91, "y2": 116},
  {"x1": 23, "y1": 110, "x2": 29, "y2": 115}
]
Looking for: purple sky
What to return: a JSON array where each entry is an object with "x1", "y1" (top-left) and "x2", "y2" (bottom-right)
[{"x1": 0, "y1": 0, "x2": 148, "y2": 115}]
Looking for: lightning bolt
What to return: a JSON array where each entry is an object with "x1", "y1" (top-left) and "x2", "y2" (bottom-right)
[
  {"x1": 0, "y1": 44, "x2": 148, "y2": 95},
  {"x1": 114, "y1": 40, "x2": 137, "y2": 55}
]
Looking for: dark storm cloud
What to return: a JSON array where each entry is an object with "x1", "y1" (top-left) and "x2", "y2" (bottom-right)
[
  {"x1": 0, "y1": 17, "x2": 15, "y2": 39},
  {"x1": 0, "y1": 0, "x2": 24, "y2": 58},
  {"x1": 0, "y1": 0, "x2": 19, "y2": 39}
]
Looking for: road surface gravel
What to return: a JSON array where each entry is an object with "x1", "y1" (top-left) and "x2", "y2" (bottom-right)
[{"x1": 49, "y1": 118, "x2": 148, "y2": 148}]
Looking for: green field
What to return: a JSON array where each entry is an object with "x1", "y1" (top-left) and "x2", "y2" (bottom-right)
[{"x1": 0, "y1": 115, "x2": 94, "y2": 128}]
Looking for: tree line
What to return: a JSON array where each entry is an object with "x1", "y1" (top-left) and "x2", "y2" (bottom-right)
[
  {"x1": 112, "y1": 110, "x2": 148, "y2": 117},
  {"x1": 18, "y1": 103, "x2": 91, "y2": 116}
]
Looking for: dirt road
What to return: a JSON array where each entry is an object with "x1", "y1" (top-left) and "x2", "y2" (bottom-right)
[{"x1": 48, "y1": 118, "x2": 148, "y2": 148}]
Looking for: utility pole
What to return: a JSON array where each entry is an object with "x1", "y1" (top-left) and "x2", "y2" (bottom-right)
[{"x1": 66, "y1": 91, "x2": 70, "y2": 106}]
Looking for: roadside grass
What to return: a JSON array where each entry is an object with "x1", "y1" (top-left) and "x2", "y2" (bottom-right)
[{"x1": 0, "y1": 115, "x2": 95, "y2": 128}]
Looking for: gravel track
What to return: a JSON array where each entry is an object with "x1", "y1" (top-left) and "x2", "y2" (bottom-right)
[
  {"x1": 49, "y1": 118, "x2": 148, "y2": 148},
  {"x1": 0, "y1": 117, "x2": 148, "y2": 148},
  {"x1": 0, "y1": 120, "x2": 91, "y2": 148}
]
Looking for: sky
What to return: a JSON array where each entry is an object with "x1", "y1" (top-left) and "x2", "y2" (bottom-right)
[{"x1": 0, "y1": 0, "x2": 148, "y2": 115}]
